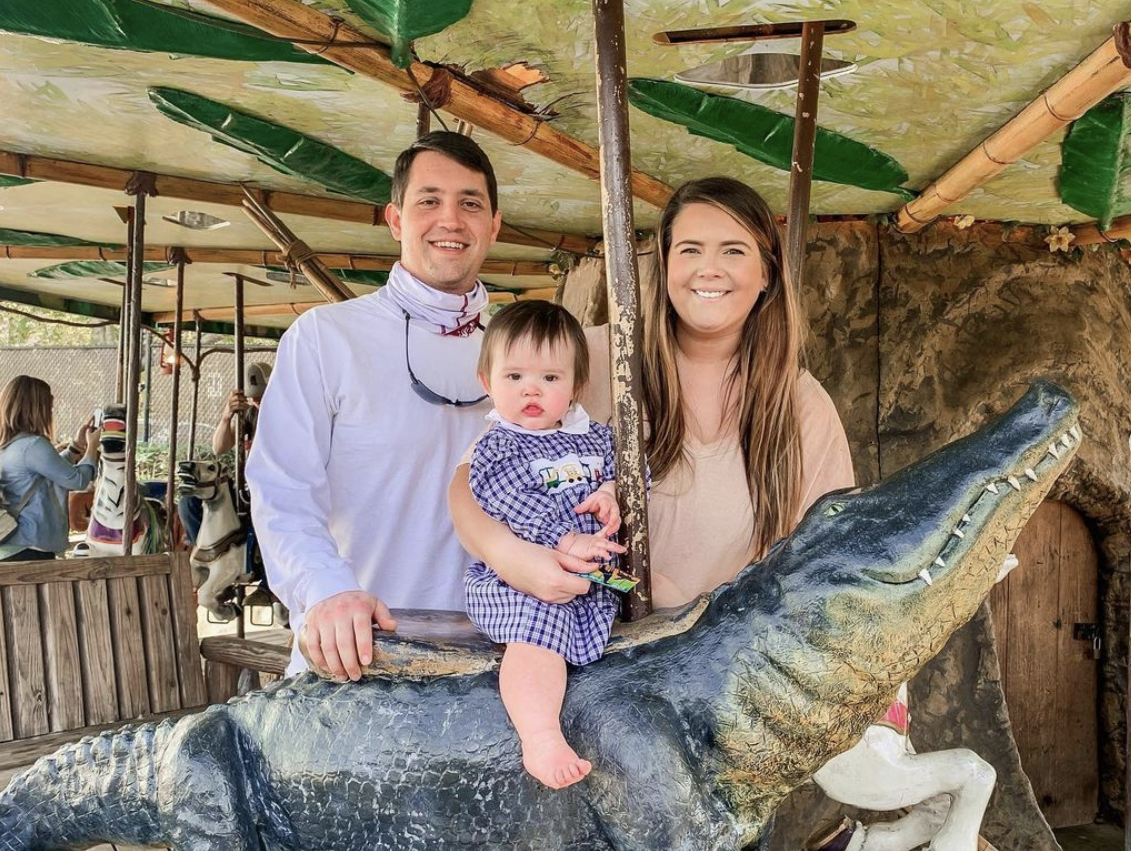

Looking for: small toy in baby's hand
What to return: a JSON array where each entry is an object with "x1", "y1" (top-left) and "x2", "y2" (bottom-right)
[{"x1": 583, "y1": 564, "x2": 640, "y2": 593}]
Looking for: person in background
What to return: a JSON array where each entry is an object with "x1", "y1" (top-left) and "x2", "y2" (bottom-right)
[
  {"x1": 0, "y1": 375, "x2": 100, "y2": 562},
  {"x1": 177, "y1": 362, "x2": 272, "y2": 545}
]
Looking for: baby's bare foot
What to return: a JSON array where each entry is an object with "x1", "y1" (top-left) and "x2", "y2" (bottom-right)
[{"x1": 522, "y1": 732, "x2": 592, "y2": 789}]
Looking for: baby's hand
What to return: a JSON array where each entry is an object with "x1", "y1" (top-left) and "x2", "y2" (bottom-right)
[
  {"x1": 573, "y1": 484, "x2": 621, "y2": 537},
  {"x1": 556, "y1": 531, "x2": 626, "y2": 566}
]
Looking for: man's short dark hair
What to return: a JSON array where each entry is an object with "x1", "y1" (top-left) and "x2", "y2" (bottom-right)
[{"x1": 391, "y1": 131, "x2": 498, "y2": 213}]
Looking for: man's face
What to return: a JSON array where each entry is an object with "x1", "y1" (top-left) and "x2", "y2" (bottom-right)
[{"x1": 385, "y1": 151, "x2": 502, "y2": 295}]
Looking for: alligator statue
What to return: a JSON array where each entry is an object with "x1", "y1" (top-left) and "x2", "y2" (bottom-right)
[{"x1": 0, "y1": 381, "x2": 1079, "y2": 851}]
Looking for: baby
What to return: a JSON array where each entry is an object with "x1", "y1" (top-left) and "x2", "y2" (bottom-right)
[{"x1": 465, "y1": 300, "x2": 628, "y2": 790}]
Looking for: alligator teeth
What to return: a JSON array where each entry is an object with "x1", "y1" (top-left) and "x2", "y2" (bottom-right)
[
  {"x1": 1047, "y1": 444, "x2": 1061, "y2": 460},
  {"x1": 985, "y1": 483, "x2": 999, "y2": 494},
  {"x1": 918, "y1": 568, "x2": 933, "y2": 586},
  {"x1": 1007, "y1": 476, "x2": 1022, "y2": 491},
  {"x1": 1061, "y1": 435, "x2": 1072, "y2": 449},
  {"x1": 951, "y1": 528, "x2": 965, "y2": 539},
  {"x1": 1070, "y1": 424, "x2": 1081, "y2": 441},
  {"x1": 962, "y1": 514, "x2": 971, "y2": 524},
  {"x1": 934, "y1": 556, "x2": 946, "y2": 568},
  {"x1": 1025, "y1": 468, "x2": 1038, "y2": 481}
]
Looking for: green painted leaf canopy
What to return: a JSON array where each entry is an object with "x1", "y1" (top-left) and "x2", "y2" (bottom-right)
[
  {"x1": 1060, "y1": 94, "x2": 1131, "y2": 231},
  {"x1": 0, "y1": 0, "x2": 322, "y2": 65},
  {"x1": 628, "y1": 78, "x2": 913, "y2": 200},
  {"x1": 149, "y1": 87, "x2": 393, "y2": 206},
  {"x1": 30, "y1": 261, "x2": 171, "y2": 280},
  {"x1": 0, "y1": 228, "x2": 118, "y2": 248},
  {"x1": 344, "y1": 0, "x2": 474, "y2": 67},
  {"x1": 0, "y1": 176, "x2": 36, "y2": 189}
]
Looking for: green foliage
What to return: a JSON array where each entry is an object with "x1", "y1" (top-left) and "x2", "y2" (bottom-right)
[
  {"x1": 0, "y1": 0, "x2": 322, "y2": 64},
  {"x1": 1060, "y1": 94, "x2": 1131, "y2": 230},
  {"x1": 149, "y1": 87, "x2": 393, "y2": 205},
  {"x1": 344, "y1": 0, "x2": 474, "y2": 67},
  {"x1": 0, "y1": 227, "x2": 118, "y2": 248},
  {"x1": 30, "y1": 260, "x2": 171, "y2": 279},
  {"x1": 0, "y1": 301, "x2": 116, "y2": 347},
  {"x1": 0, "y1": 176, "x2": 36, "y2": 189},
  {"x1": 628, "y1": 79, "x2": 914, "y2": 200}
]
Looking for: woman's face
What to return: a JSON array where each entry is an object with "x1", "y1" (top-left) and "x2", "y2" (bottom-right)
[{"x1": 665, "y1": 202, "x2": 768, "y2": 345}]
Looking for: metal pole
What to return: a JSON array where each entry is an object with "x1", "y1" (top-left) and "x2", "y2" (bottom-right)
[
  {"x1": 122, "y1": 190, "x2": 147, "y2": 557},
  {"x1": 115, "y1": 209, "x2": 134, "y2": 404},
  {"x1": 785, "y1": 21, "x2": 825, "y2": 291},
  {"x1": 142, "y1": 332, "x2": 153, "y2": 442},
  {"x1": 233, "y1": 274, "x2": 247, "y2": 516},
  {"x1": 165, "y1": 259, "x2": 186, "y2": 544},
  {"x1": 592, "y1": 0, "x2": 651, "y2": 619},
  {"x1": 188, "y1": 310, "x2": 203, "y2": 460}
]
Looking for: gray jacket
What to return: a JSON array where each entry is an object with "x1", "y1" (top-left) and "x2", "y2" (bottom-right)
[{"x1": 0, "y1": 434, "x2": 95, "y2": 554}]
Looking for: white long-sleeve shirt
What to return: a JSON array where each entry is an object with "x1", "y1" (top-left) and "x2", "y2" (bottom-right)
[{"x1": 247, "y1": 288, "x2": 490, "y2": 674}]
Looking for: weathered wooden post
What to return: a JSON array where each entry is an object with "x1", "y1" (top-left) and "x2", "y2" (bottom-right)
[
  {"x1": 592, "y1": 0, "x2": 651, "y2": 619},
  {"x1": 785, "y1": 20, "x2": 825, "y2": 292},
  {"x1": 164, "y1": 253, "x2": 187, "y2": 544}
]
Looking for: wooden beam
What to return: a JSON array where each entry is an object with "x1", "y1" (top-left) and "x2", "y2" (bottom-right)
[
  {"x1": 1072, "y1": 214, "x2": 1131, "y2": 246},
  {"x1": 0, "y1": 150, "x2": 595, "y2": 255},
  {"x1": 151, "y1": 287, "x2": 556, "y2": 324},
  {"x1": 198, "y1": 0, "x2": 674, "y2": 209},
  {"x1": 0, "y1": 244, "x2": 554, "y2": 277},
  {"x1": 895, "y1": 21, "x2": 1131, "y2": 233}
]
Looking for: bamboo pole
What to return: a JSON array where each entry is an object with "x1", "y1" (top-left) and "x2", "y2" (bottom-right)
[
  {"x1": 241, "y1": 189, "x2": 354, "y2": 303},
  {"x1": 895, "y1": 21, "x2": 1131, "y2": 233},
  {"x1": 593, "y1": 0, "x2": 651, "y2": 620},
  {"x1": 0, "y1": 243, "x2": 555, "y2": 277},
  {"x1": 199, "y1": 0, "x2": 674, "y2": 209},
  {"x1": 1072, "y1": 214, "x2": 1131, "y2": 245},
  {"x1": 0, "y1": 149, "x2": 595, "y2": 255},
  {"x1": 232, "y1": 274, "x2": 248, "y2": 519},
  {"x1": 150, "y1": 287, "x2": 559, "y2": 325},
  {"x1": 115, "y1": 210, "x2": 132, "y2": 404},
  {"x1": 188, "y1": 311, "x2": 203, "y2": 460},
  {"x1": 785, "y1": 21, "x2": 825, "y2": 291}
]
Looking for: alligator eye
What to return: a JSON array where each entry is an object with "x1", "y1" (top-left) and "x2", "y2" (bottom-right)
[{"x1": 823, "y1": 502, "x2": 846, "y2": 516}]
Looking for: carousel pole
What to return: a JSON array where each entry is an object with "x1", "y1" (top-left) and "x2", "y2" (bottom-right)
[
  {"x1": 164, "y1": 254, "x2": 187, "y2": 544},
  {"x1": 188, "y1": 310, "x2": 203, "y2": 460},
  {"x1": 592, "y1": 0, "x2": 651, "y2": 619},
  {"x1": 122, "y1": 174, "x2": 154, "y2": 556},
  {"x1": 785, "y1": 21, "x2": 825, "y2": 291},
  {"x1": 115, "y1": 208, "x2": 134, "y2": 403},
  {"x1": 232, "y1": 273, "x2": 247, "y2": 516}
]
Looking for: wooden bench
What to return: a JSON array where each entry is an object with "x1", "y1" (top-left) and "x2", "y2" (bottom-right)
[
  {"x1": 0, "y1": 552, "x2": 207, "y2": 771},
  {"x1": 199, "y1": 628, "x2": 290, "y2": 703}
]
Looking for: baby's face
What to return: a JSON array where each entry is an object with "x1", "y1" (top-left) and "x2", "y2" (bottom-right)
[{"x1": 481, "y1": 337, "x2": 576, "y2": 430}]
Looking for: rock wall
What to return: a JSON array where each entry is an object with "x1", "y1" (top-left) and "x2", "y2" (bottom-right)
[{"x1": 562, "y1": 217, "x2": 1131, "y2": 845}]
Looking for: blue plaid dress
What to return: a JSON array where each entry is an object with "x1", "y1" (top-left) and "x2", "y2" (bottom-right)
[{"x1": 466, "y1": 418, "x2": 620, "y2": 665}]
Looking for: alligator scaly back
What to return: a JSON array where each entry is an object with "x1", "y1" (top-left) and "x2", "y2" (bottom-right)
[{"x1": 0, "y1": 717, "x2": 176, "y2": 850}]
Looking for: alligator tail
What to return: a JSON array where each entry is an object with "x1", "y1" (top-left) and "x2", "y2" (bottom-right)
[{"x1": 0, "y1": 716, "x2": 178, "y2": 850}]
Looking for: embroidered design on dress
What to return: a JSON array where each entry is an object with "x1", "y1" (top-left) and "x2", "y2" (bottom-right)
[{"x1": 531, "y1": 453, "x2": 605, "y2": 494}]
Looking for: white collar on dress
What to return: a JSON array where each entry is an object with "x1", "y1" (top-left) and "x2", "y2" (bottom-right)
[{"x1": 485, "y1": 403, "x2": 592, "y2": 436}]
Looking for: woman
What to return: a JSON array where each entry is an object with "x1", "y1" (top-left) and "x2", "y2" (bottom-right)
[
  {"x1": 0, "y1": 375, "x2": 100, "y2": 562},
  {"x1": 449, "y1": 176, "x2": 853, "y2": 608}
]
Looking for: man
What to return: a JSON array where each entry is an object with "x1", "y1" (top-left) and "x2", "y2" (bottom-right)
[{"x1": 247, "y1": 132, "x2": 501, "y2": 679}]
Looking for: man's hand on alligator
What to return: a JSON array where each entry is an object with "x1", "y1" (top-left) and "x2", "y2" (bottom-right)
[{"x1": 304, "y1": 590, "x2": 398, "y2": 681}]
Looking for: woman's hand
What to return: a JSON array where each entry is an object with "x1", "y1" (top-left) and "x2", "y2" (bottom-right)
[
  {"x1": 71, "y1": 416, "x2": 95, "y2": 452},
  {"x1": 81, "y1": 427, "x2": 101, "y2": 462},
  {"x1": 492, "y1": 535, "x2": 594, "y2": 603}
]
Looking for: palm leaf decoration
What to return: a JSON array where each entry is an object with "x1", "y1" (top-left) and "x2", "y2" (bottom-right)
[
  {"x1": 0, "y1": 228, "x2": 118, "y2": 248},
  {"x1": 628, "y1": 79, "x2": 913, "y2": 200},
  {"x1": 1060, "y1": 94, "x2": 1131, "y2": 230},
  {"x1": 149, "y1": 88, "x2": 393, "y2": 205},
  {"x1": 0, "y1": 176, "x2": 36, "y2": 189},
  {"x1": 343, "y1": 0, "x2": 474, "y2": 67},
  {"x1": 0, "y1": 0, "x2": 321, "y2": 65},
  {"x1": 31, "y1": 261, "x2": 171, "y2": 280}
]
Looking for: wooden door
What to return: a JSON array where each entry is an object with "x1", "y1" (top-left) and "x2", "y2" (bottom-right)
[{"x1": 989, "y1": 500, "x2": 1099, "y2": 827}]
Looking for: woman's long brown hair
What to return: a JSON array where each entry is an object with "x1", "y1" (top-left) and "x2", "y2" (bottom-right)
[
  {"x1": 0, "y1": 375, "x2": 54, "y2": 447},
  {"x1": 642, "y1": 177, "x2": 805, "y2": 559}
]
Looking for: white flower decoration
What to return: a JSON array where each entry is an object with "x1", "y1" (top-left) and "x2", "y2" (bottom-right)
[
  {"x1": 954, "y1": 214, "x2": 975, "y2": 229},
  {"x1": 1045, "y1": 226, "x2": 1075, "y2": 253}
]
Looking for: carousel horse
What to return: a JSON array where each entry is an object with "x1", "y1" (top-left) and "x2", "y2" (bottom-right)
[
  {"x1": 72, "y1": 405, "x2": 165, "y2": 557},
  {"x1": 176, "y1": 459, "x2": 284, "y2": 624},
  {"x1": 807, "y1": 553, "x2": 1024, "y2": 851}
]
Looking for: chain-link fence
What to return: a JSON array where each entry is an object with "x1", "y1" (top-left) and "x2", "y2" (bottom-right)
[{"x1": 0, "y1": 333, "x2": 277, "y2": 473}]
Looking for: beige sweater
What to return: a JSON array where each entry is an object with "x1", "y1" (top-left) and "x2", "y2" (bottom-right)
[{"x1": 580, "y1": 325, "x2": 855, "y2": 609}]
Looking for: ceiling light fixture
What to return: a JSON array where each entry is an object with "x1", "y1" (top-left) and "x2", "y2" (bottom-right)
[{"x1": 161, "y1": 210, "x2": 230, "y2": 231}]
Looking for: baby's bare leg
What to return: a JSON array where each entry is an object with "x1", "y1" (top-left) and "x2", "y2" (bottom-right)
[{"x1": 500, "y1": 642, "x2": 591, "y2": 789}]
